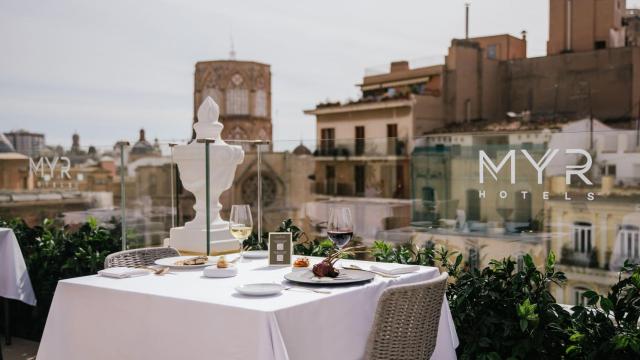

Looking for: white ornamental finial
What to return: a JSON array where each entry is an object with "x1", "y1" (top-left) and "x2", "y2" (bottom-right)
[{"x1": 193, "y1": 97, "x2": 223, "y2": 141}]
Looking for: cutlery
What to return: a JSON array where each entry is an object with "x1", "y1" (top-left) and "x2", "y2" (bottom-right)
[
  {"x1": 342, "y1": 264, "x2": 399, "y2": 278},
  {"x1": 283, "y1": 286, "x2": 331, "y2": 294},
  {"x1": 137, "y1": 266, "x2": 172, "y2": 275}
]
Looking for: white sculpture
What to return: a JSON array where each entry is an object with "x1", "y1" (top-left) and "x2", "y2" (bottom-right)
[{"x1": 166, "y1": 97, "x2": 245, "y2": 254}]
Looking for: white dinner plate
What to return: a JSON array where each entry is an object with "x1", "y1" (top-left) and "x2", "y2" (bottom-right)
[
  {"x1": 235, "y1": 283, "x2": 284, "y2": 296},
  {"x1": 242, "y1": 250, "x2": 269, "y2": 259},
  {"x1": 154, "y1": 256, "x2": 216, "y2": 268}
]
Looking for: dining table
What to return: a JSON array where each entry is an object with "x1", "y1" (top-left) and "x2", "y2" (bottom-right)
[{"x1": 37, "y1": 255, "x2": 458, "y2": 360}]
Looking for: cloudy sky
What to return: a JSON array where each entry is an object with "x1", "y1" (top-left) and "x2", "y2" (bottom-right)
[{"x1": 2, "y1": 0, "x2": 639, "y2": 151}]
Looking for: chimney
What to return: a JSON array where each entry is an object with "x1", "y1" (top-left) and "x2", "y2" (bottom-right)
[
  {"x1": 521, "y1": 30, "x2": 527, "y2": 41},
  {"x1": 390, "y1": 61, "x2": 409, "y2": 73}
]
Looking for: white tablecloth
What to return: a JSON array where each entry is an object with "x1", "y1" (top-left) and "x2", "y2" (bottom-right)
[
  {"x1": 38, "y1": 257, "x2": 458, "y2": 360},
  {"x1": 0, "y1": 228, "x2": 36, "y2": 306}
]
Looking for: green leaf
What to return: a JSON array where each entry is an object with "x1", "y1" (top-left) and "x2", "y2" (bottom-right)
[
  {"x1": 600, "y1": 297, "x2": 613, "y2": 313},
  {"x1": 520, "y1": 318, "x2": 528, "y2": 332},
  {"x1": 523, "y1": 254, "x2": 535, "y2": 270}
]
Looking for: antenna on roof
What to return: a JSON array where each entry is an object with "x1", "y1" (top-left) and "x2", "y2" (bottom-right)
[
  {"x1": 465, "y1": 2, "x2": 470, "y2": 39},
  {"x1": 229, "y1": 29, "x2": 237, "y2": 60}
]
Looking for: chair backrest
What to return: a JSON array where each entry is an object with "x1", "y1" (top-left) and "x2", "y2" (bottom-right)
[
  {"x1": 104, "y1": 247, "x2": 180, "y2": 268},
  {"x1": 364, "y1": 272, "x2": 449, "y2": 360}
]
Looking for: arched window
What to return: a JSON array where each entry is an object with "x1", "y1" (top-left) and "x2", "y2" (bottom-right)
[
  {"x1": 226, "y1": 88, "x2": 249, "y2": 115},
  {"x1": 254, "y1": 90, "x2": 267, "y2": 117},
  {"x1": 202, "y1": 88, "x2": 223, "y2": 109},
  {"x1": 572, "y1": 222, "x2": 593, "y2": 253},
  {"x1": 618, "y1": 225, "x2": 640, "y2": 259},
  {"x1": 573, "y1": 286, "x2": 590, "y2": 306}
]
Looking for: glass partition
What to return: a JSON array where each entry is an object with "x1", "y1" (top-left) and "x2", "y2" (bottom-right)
[{"x1": 2, "y1": 127, "x2": 640, "y2": 306}]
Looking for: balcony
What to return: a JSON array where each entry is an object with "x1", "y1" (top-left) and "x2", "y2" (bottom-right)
[
  {"x1": 560, "y1": 247, "x2": 600, "y2": 268},
  {"x1": 314, "y1": 137, "x2": 408, "y2": 158}
]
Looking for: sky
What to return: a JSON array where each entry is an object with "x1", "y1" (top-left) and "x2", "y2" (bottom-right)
[{"x1": 2, "y1": 0, "x2": 640, "y2": 151}]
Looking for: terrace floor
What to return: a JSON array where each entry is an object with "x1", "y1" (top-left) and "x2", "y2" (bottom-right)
[{"x1": 1, "y1": 337, "x2": 38, "y2": 360}]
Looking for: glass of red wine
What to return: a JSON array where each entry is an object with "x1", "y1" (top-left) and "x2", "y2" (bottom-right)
[{"x1": 327, "y1": 207, "x2": 353, "y2": 249}]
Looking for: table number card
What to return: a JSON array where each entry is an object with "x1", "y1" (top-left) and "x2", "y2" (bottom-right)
[{"x1": 268, "y1": 232, "x2": 292, "y2": 266}]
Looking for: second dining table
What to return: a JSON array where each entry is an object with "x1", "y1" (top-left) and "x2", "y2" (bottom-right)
[{"x1": 37, "y1": 255, "x2": 458, "y2": 360}]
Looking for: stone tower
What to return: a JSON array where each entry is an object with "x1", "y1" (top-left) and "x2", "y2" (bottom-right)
[{"x1": 193, "y1": 60, "x2": 272, "y2": 148}]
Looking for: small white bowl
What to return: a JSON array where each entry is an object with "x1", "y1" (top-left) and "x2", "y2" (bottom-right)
[{"x1": 203, "y1": 265, "x2": 237, "y2": 278}]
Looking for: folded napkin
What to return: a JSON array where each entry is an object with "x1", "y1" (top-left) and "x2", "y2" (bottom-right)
[
  {"x1": 370, "y1": 263, "x2": 420, "y2": 275},
  {"x1": 98, "y1": 267, "x2": 150, "y2": 279}
]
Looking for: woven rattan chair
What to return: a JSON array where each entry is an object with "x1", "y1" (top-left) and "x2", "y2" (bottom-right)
[
  {"x1": 104, "y1": 247, "x2": 180, "y2": 268},
  {"x1": 364, "y1": 272, "x2": 449, "y2": 360}
]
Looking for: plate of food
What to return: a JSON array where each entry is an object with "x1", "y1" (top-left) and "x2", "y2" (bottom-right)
[
  {"x1": 154, "y1": 255, "x2": 215, "y2": 268},
  {"x1": 284, "y1": 259, "x2": 374, "y2": 285}
]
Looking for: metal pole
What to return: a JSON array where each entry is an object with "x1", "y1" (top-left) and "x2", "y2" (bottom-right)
[
  {"x1": 117, "y1": 141, "x2": 129, "y2": 250},
  {"x1": 169, "y1": 143, "x2": 177, "y2": 229},
  {"x1": 205, "y1": 142, "x2": 211, "y2": 256},
  {"x1": 198, "y1": 138, "x2": 215, "y2": 255},
  {"x1": 257, "y1": 143, "x2": 262, "y2": 246}
]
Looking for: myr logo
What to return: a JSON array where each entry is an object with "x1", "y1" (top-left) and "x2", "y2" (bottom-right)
[
  {"x1": 479, "y1": 149, "x2": 592, "y2": 185},
  {"x1": 29, "y1": 156, "x2": 71, "y2": 180}
]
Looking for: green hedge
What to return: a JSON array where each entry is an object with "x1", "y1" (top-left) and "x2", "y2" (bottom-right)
[{"x1": 1, "y1": 217, "x2": 121, "y2": 340}]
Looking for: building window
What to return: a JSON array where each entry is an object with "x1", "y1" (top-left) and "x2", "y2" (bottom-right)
[
  {"x1": 326, "y1": 165, "x2": 336, "y2": 195},
  {"x1": 594, "y1": 41, "x2": 606, "y2": 50},
  {"x1": 354, "y1": 165, "x2": 365, "y2": 196},
  {"x1": 320, "y1": 128, "x2": 335, "y2": 155},
  {"x1": 254, "y1": 90, "x2": 267, "y2": 117},
  {"x1": 226, "y1": 88, "x2": 249, "y2": 115},
  {"x1": 514, "y1": 190, "x2": 532, "y2": 224},
  {"x1": 387, "y1": 124, "x2": 398, "y2": 155},
  {"x1": 618, "y1": 225, "x2": 640, "y2": 259},
  {"x1": 573, "y1": 287, "x2": 589, "y2": 306},
  {"x1": 602, "y1": 164, "x2": 616, "y2": 176},
  {"x1": 202, "y1": 88, "x2": 223, "y2": 109},
  {"x1": 572, "y1": 222, "x2": 593, "y2": 253},
  {"x1": 355, "y1": 126, "x2": 365, "y2": 156},
  {"x1": 487, "y1": 44, "x2": 497, "y2": 59},
  {"x1": 466, "y1": 189, "x2": 481, "y2": 221}
]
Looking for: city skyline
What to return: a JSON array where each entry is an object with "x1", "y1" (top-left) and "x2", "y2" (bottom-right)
[{"x1": 3, "y1": 0, "x2": 639, "y2": 151}]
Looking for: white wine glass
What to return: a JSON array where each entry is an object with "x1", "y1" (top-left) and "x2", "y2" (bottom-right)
[
  {"x1": 327, "y1": 206, "x2": 353, "y2": 249},
  {"x1": 229, "y1": 205, "x2": 253, "y2": 257}
]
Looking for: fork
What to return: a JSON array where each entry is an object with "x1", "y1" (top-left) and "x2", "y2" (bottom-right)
[{"x1": 137, "y1": 266, "x2": 172, "y2": 275}]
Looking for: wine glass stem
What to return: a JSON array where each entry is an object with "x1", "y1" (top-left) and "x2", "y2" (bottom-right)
[{"x1": 240, "y1": 239, "x2": 245, "y2": 257}]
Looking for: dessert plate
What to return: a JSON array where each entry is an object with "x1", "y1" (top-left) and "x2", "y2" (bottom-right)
[{"x1": 235, "y1": 283, "x2": 284, "y2": 296}]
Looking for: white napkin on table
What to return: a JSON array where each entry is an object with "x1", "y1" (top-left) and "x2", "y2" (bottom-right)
[
  {"x1": 98, "y1": 267, "x2": 150, "y2": 279},
  {"x1": 369, "y1": 263, "x2": 420, "y2": 275}
]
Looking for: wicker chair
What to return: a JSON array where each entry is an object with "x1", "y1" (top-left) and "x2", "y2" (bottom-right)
[
  {"x1": 364, "y1": 272, "x2": 449, "y2": 360},
  {"x1": 104, "y1": 247, "x2": 180, "y2": 268}
]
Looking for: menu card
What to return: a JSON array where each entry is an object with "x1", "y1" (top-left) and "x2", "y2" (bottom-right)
[{"x1": 268, "y1": 232, "x2": 293, "y2": 266}]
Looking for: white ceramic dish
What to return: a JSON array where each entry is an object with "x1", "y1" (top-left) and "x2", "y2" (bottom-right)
[
  {"x1": 203, "y1": 265, "x2": 237, "y2": 278},
  {"x1": 235, "y1": 283, "x2": 284, "y2": 296},
  {"x1": 154, "y1": 256, "x2": 216, "y2": 269},
  {"x1": 242, "y1": 250, "x2": 269, "y2": 259}
]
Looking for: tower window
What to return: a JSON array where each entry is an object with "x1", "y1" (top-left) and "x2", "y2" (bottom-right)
[{"x1": 226, "y1": 88, "x2": 249, "y2": 115}]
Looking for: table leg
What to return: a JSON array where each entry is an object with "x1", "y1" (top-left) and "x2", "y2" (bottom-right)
[{"x1": 2, "y1": 298, "x2": 9, "y2": 346}]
